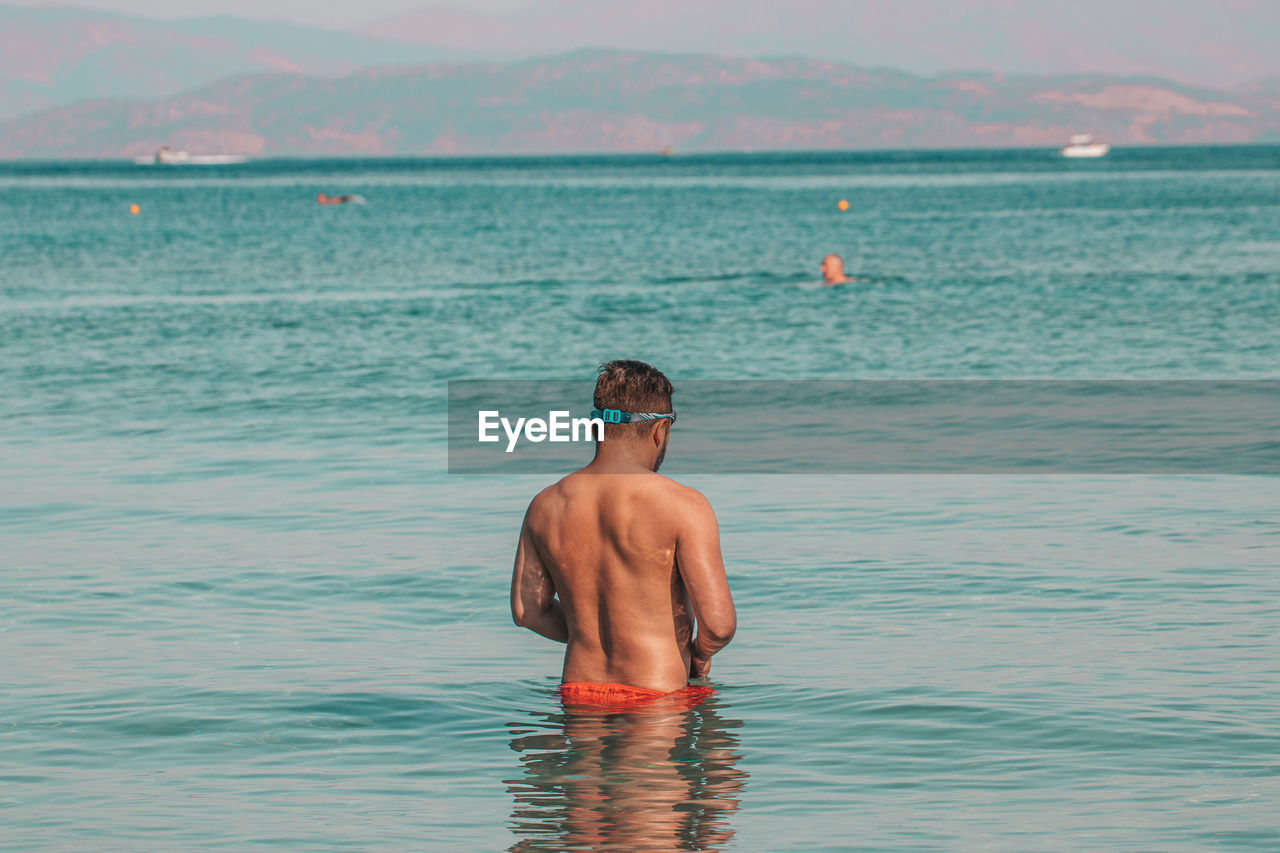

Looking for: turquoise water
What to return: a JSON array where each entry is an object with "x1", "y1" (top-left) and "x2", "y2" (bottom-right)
[{"x1": 2, "y1": 148, "x2": 1279, "y2": 850}]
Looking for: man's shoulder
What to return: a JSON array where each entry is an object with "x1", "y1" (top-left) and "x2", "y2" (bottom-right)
[
  {"x1": 653, "y1": 473, "x2": 708, "y2": 503},
  {"x1": 636, "y1": 474, "x2": 714, "y2": 523},
  {"x1": 526, "y1": 475, "x2": 573, "y2": 514}
]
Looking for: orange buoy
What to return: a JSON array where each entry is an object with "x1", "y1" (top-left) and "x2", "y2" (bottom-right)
[
  {"x1": 129, "y1": 203, "x2": 140, "y2": 215},
  {"x1": 837, "y1": 199, "x2": 849, "y2": 212}
]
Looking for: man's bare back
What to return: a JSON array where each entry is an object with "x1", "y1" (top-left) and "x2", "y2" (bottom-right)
[{"x1": 510, "y1": 360, "x2": 735, "y2": 694}]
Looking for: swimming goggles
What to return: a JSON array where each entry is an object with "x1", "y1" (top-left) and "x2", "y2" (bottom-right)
[{"x1": 591, "y1": 408, "x2": 677, "y2": 424}]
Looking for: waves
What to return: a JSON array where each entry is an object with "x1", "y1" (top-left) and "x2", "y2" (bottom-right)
[{"x1": 3, "y1": 148, "x2": 1279, "y2": 849}]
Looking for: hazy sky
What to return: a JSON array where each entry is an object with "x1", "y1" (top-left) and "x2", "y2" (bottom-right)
[
  {"x1": 9, "y1": 0, "x2": 1278, "y2": 85},
  {"x1": 10, "y1": 0, "x2": 536, "y2": 27},
  {"x1": 6, "y1": 0, "x2": 1267, "y2": 34}
]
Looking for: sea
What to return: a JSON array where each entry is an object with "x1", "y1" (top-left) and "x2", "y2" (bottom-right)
[{"x1": 2, "y1": 147, "x2": 1278, "y2": 850}]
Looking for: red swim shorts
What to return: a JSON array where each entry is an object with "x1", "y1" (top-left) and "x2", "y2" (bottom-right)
[{"x1": 557, "y1": 681, "x2": 715, "y2": 712}]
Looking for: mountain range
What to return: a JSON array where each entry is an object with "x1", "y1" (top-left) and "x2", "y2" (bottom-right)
[
  {"x1": 358, "y1": 0, "x2": 1280, "y2": 89},
  {"x1": 0, "y1": 4, "x2": 467, "y2": 121},
  {"x1": 3, "y1": 51, "x2": 1278, "y2": 158},
  {"x1": 3, "y1": 3, "x2": 1280, "y2": 158}
]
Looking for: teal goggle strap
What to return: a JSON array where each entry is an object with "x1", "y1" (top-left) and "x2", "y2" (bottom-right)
[{"x1": 591, "y1": 408, "x2": 675, "y2": 424}]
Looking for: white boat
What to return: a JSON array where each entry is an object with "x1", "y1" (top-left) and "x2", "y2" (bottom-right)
[
  {"x1": 1060, "y1": 134, "x2": 1110, "y2": 158},
  {"x1": 134, "y1": 146, "x2": 249, "y2": 165},
  {"x1": 154, "y1": 145, "x2": 190, "y2": 164}
]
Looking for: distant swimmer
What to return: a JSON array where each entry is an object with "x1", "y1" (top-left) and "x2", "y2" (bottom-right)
[
  {"x1": 820, "y1": 253, "x2": 851, "y2": 285},
  {"x1": 316, "y1": 192, "x2": 356, "y2": 205},
  {"x1": 510, "y1": 360, "x2": 736, "y2": 709}
]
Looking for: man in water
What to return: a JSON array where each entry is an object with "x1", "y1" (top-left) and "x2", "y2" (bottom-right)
[
  {"x1": 510, "y1": 360, "x2": 736, "y2": 705},
  {"x1": 820, "y1": 253, "x2": 851, "y2": 285}
]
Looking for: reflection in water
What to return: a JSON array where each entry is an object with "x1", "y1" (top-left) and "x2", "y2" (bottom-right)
[{"x1": 506, "y1": 693, "x2": 747, "y2": 852}]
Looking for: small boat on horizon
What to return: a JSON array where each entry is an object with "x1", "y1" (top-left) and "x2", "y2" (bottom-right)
[
  {"x1": 1060, "y1": 134, "x2": 1110, "y2": 158},
  {"x1": 133, "y1": 146, "x2": 249, "y2": 166}
]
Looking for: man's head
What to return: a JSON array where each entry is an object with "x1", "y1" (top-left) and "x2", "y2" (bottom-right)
[
  {"x1": 820, "y1": 253, "x2": 847, "y2": 285},
  {"x1": 593, "y1": 360, "x2": 674, "y2": 471}
]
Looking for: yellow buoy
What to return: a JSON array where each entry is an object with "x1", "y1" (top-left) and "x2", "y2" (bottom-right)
[
  {"x1": 129, "y1": 203, "x2": 140, "y2": 215},
  {"x1": 837, "y1": 199, "x2": 849, "y2": 212}
]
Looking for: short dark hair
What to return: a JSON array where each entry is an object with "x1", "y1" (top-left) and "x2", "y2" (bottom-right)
[{"x1": 593, "y1": 360, "x2": 673, "y2": 440}]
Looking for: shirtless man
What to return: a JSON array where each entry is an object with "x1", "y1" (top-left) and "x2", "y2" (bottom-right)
[{"x1": 510, "y1": 360, "x2": 736, "y2": 697}]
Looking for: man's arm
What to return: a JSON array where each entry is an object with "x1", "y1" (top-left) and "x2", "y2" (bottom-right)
[
  {"x1": 675, "y1": 490, "x2": 736, "y2": 677},
  {"x1": 510, "y1": 513, "x2": 568, "y2": 644}
]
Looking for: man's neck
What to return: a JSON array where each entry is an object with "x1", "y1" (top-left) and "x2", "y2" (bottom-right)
[{"x1": 587, "y1": 442, "x2": 657, "y2": 474}]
